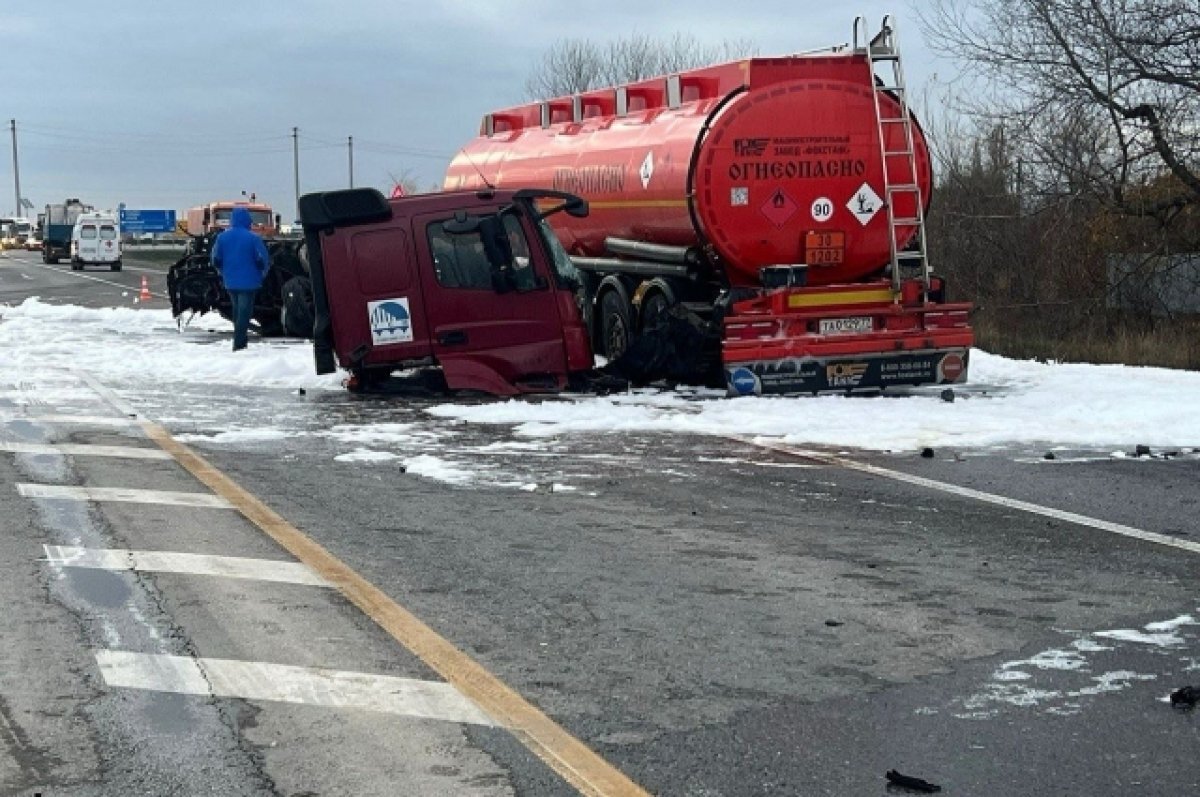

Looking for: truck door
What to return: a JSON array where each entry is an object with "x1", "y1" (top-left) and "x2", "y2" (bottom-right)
[
  {"x1": 414, "y1": 210, "x2": 569, "y2": 394},
  {"x1": 99, "y1": 223, "x2": 119, "y2": 263},
  {"x1": 76, "y1": 223, "x2": 98, "y2": 263},
  {"x1": 321, "y1": 224, "x2": 433, "y2": 371}
]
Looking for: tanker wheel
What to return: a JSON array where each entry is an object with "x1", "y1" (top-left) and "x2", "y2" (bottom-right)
[{"x1": 600, "y1": 291, "x2": 632, "y2": 361}]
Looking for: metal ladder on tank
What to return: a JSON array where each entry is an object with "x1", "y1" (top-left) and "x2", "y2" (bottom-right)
[{"x1": 855, "y1": 15, "x2": 932, "y2": 298}]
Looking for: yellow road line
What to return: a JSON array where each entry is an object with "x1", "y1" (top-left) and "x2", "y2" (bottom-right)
[{"x1": 141, "y1": 420, "x2": 649, "y2": 797}]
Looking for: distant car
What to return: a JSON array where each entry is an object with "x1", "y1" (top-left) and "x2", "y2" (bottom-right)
[{"x1": 26, "y1": 237, "x2": 42, "y2": 251}]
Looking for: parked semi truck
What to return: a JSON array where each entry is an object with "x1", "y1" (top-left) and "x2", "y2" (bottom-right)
[
  {"x1": 41, "y1": 200, "x2": 94, "y2": 263},
  {"x1": 167, "y1": 199, "x2": 311, "y2": 337},
  {"x1": 445, "y1": 16, "x2": 973, "y2": 394}
]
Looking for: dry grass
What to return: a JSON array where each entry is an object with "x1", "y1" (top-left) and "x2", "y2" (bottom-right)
[{"x1": 973, "y1": 311, "x2": 1200, "y2": 371}]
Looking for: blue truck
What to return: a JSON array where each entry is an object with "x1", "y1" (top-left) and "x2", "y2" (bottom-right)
[{"x1": 41, "y1": 199, "x2": 93, "y2": 264}]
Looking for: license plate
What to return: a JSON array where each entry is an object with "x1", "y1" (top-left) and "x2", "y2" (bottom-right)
[{"x1": 819, "y1": 316, "x2": 872, "y2": 335}]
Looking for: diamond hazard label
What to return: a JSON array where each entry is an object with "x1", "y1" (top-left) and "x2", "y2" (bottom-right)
[
  {"x1": 847, "y1": 183, "x2": 882, "y2": 226},
  {"x1": 761, "y1": 188, "x2": 799, "y2": 227},
  {"x1": 639, "y1": 151, "x2": 654, "y2": 189}
]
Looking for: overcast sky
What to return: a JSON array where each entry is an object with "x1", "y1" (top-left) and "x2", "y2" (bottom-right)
[{"x1": 3, "y1": 1, "x2": 950, "y2": 221}]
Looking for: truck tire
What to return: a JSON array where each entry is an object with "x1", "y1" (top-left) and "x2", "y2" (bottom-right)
[
  {"x1": 280, "y1": 277, "x2": 314, "y2": 338},
  {"x1": 252, "y1": 309, "x2": 283, "y2": 338},
  {"x1": 600, "y1": 290, "x2": 632, "y2": 361}
]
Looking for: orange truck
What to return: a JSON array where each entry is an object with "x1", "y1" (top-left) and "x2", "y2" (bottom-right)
[{"x1": 184, "y1": 200, "x2": 279, "y2": 237}]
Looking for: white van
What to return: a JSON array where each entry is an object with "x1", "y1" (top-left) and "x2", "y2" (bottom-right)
[{"x1": 71, "y1": 212, "x2": 122, "y2": 271}]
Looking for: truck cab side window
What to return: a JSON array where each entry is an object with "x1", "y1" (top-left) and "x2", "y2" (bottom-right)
[
  {"x1": 501, "y1": 214, "x2": 539, "y2": 291},
  {"x1": 427, "y1": 223, "x2": 493, "y2": 290}
]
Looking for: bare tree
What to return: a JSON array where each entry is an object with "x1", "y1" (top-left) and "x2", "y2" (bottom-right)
[
  {"x1": 920, "y1": 0, "x2": 1200, "y2": 227},
  {"x1": 524, "y1": 34, "x2": 757, "y2": 99}
]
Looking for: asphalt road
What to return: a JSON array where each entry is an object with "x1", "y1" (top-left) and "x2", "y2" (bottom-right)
[{"x1": 2, "y1": 247, "x2": 1199, "y2": 796}]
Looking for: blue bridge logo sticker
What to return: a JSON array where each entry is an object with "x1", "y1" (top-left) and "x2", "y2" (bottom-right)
[{"x1": 367, "y1": 298, "x2": 414, "y2": 346}]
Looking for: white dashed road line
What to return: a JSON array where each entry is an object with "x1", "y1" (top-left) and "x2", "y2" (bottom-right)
[
  {"x1": 95, "y1": 651, "x2": 497, "y2": 726},
  {"x1": 1, "y1": 414, "x2": 140, "y2": 427},
  {"x1": 44, "y1": 545, "x2": 330, "y2": 586},
  {"x1": 745, "y1": 439, "x2": 1200, "y2": 556},
  {"x1": 0, "y1": 442, "x2": 172, "y2": 459},
  {"x1": 17, "y1": 483, "x2": 234, "y2": 509}
]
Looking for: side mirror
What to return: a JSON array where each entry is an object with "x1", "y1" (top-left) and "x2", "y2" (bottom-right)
[{"x1": 512, "y1": 188, "x2": 589, "y2": 219}]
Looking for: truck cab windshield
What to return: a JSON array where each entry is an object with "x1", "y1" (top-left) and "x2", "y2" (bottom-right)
[
  {"x1": 535, "y1": 216, "x2": 580, "y2": 289},
  {"x1": 214, "y1": 209, "x2": 273, "y2": 228}
]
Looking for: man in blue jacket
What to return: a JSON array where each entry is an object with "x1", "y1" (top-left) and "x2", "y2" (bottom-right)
[{"x1": 211, "y1": 206, "x2": 270, "y2": 351}]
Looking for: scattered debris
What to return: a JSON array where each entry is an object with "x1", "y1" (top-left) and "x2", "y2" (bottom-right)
[
  {"x1": 1043, "y1": 451, "x2": 1056, "y2": 460},
  {"x1": 297, "y1": 387, "x2": 306, "y2": 396},
  {"x1": 886, "y1": 769, "x2": 942, "y2": 793},
  {"x1": 824, "y1": 619, "x2": 844, "y2": 627},
  {"x1": 1135, "y1": 444, "x2": 1152, "y2": 457},
  {"x1": 1170, "y1": 685, "x2": 1200, "y2": 708},
  {"x1": 920, "y1": 447, "x2": 935, "y2": 459},
  {"x1": 940, "y1": 388, "x2": 955, "y2": 403}
]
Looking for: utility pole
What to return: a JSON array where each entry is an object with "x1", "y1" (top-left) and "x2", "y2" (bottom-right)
[
  {"x1": 10, "y1": 119, "x2": 20, "y2": 218},
  {"x1": 348, "y1": 136, "x2": 354, "y2": 189},
  {"x1": 292, "y1": 126, "x2": 300, "y2": 222}
]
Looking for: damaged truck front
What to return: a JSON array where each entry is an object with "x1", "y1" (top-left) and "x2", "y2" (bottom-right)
[
  {"x1": 299, "y1": 186, "x2": 599, "y2": 395},
  {"x1": 167, "y1": 199, "x2": 314, "y2": 337}
]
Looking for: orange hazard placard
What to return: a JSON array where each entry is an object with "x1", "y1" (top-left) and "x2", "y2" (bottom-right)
[{"x1": 805, "y1": 230, "x2": 845, "y2": 265}]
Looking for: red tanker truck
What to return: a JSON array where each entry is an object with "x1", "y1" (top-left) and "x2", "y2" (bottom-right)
[{"x1": 446, "y1": 16, "x2": 973, "y2": 394}]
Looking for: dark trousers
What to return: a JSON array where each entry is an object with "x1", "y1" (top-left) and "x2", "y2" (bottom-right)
[{"x1": 229, "y1": 289, "x2": 258, "y2": 350}]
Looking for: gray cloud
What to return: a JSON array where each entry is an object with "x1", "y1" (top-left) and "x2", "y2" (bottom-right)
[{"x1": 4, "y1": 1, "x2": 945, "y2": 218}]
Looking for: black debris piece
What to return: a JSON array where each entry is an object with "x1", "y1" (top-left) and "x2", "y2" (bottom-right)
[
  {"x1": 1170, "y1": 685, "x2": 1200, "y2": 708},
  {"x1": 1135, "y1": 444, "x2": 1152, "y2": 457},
  {"x1": 601, "y1": 304, "x2": 723, "y2": 387},
  {"x1": 920, "y1": 447, "x2": 935, "y2": 459},
  {"x1": 297, "y1": 387, "x2": 306, "y2": 396},
  {"x1": 824, "y1": 619, "x2": 844, "y2": 627},
  {"x1": 940, "y1": 388, "x2": 955, "y2": 403},
  {"x1": 1043, "y1": 451, "x2": 1056, "y2": 460},
  {"x1": 886, "y1": 769, "x2": 942, "y2": 793}
]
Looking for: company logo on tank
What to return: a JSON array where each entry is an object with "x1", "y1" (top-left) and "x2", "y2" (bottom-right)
[
  {"x1": 727, "y1": 135, "x2": 864, "y2": 182},
  {"x1": 551, "y1": 165, "x2": 626, "y2": 195}
]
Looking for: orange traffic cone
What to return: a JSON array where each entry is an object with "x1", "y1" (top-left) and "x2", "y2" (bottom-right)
[{"x1": 139, "y1": 275, "x2": 151, "y2": 302}]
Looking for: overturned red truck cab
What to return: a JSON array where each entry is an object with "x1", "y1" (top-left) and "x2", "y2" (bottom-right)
[{"x1": 299, "y1": 187, "x2": 597, "y2": 395}]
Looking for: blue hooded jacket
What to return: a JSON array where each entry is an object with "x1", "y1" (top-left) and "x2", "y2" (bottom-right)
[{"x1": 212, "y1": 206, "x2": 270, "y2": 290}]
